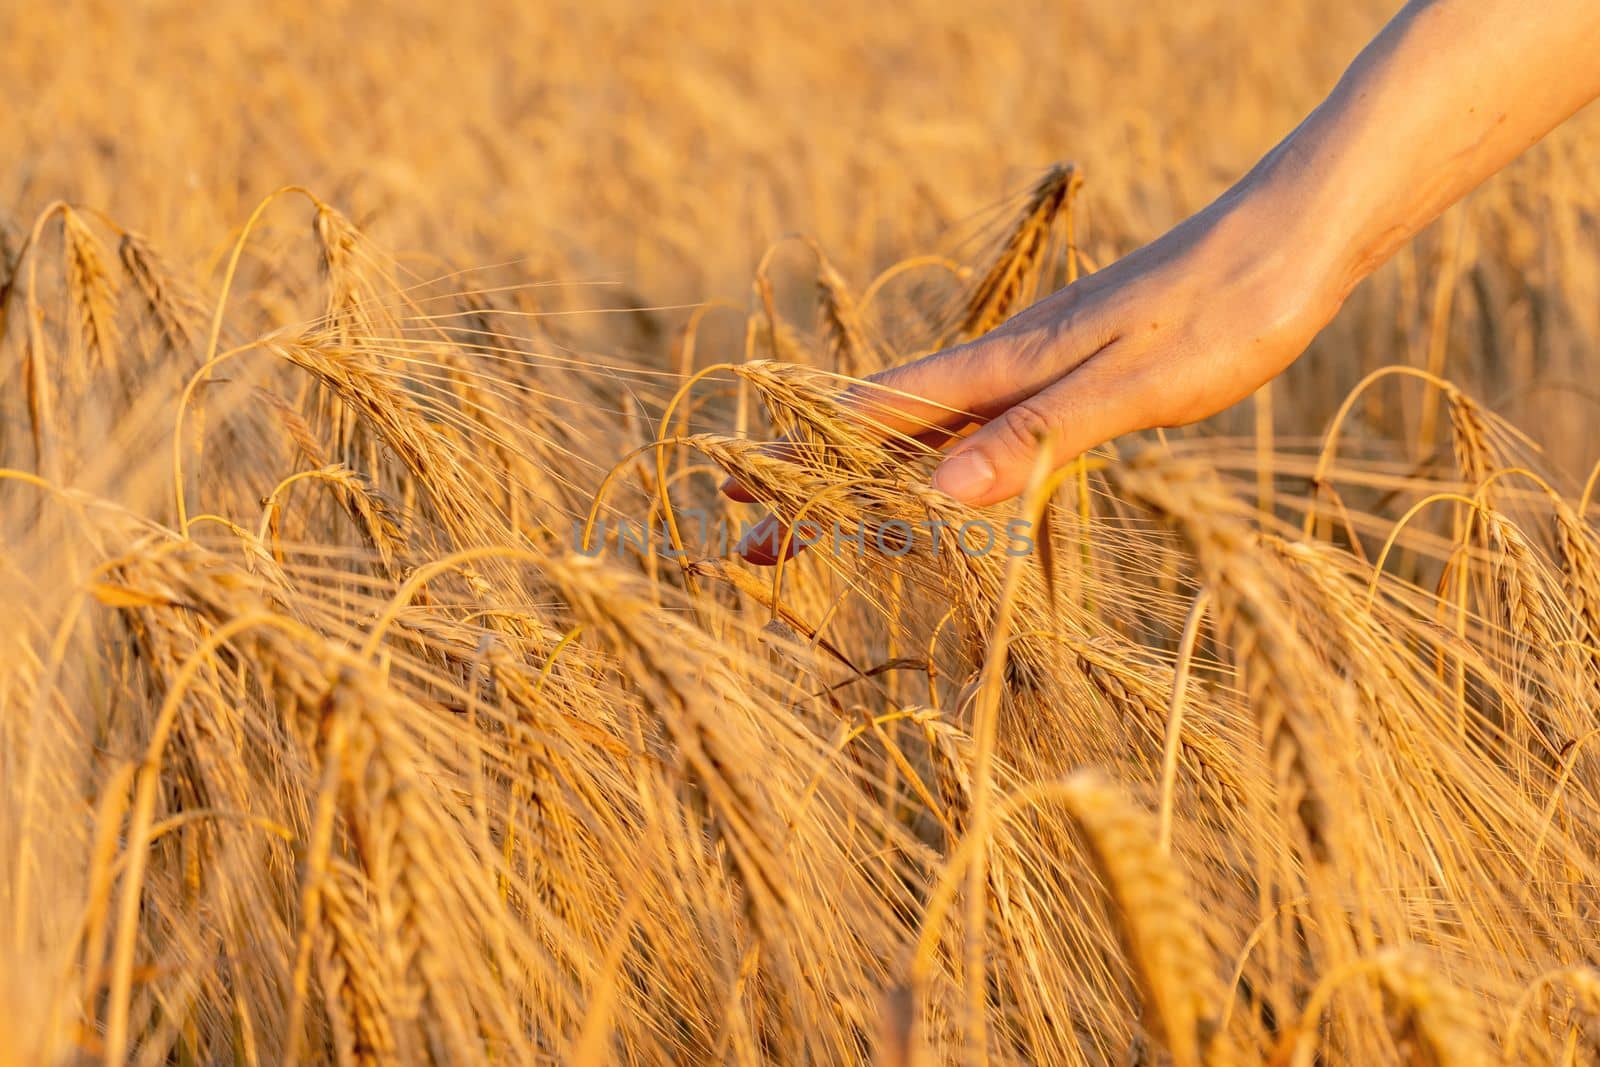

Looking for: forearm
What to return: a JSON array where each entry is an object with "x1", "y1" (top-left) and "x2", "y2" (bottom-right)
[
  {"x1": 731, "y1": 0, "x2": 1600, "y2": 520},
  {"x1": 1237, "y1": 0, "x2": 1600, "y2": 308}
]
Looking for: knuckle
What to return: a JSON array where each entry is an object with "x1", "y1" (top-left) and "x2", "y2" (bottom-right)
[{"x1": 993, "y1": 400, "x2": 1057, "y2": 456}]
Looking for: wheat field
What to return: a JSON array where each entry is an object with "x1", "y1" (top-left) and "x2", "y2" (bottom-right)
[{"x1": 6, "y1": 1, "x2": 1600, "y2": 1064}]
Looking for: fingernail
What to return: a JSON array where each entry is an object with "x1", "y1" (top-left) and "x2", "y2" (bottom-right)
[
  {"x1": 736, "y1": 515, "x2": 781, "y2": 563},
  {"x1": 932, "y1": 451, "x2": 994, "y2": 503}
]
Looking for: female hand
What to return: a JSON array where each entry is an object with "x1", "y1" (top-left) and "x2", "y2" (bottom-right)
[
  {"x1": 723, "y1": 0, "x2": 1600, "y2": 563},
  {"x1": 723, "y1": 185, "x2": 1341, "y2": 562},
  {"x1": 846, "y1": 190, "x2": 1340, "y2": 508}
]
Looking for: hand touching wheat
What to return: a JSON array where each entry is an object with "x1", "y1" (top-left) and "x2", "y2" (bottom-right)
[{"x1": 724, "y1": 0, "x2": 1600, "y2": 562}]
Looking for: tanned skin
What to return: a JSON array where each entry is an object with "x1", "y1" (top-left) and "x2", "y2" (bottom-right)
[{"x1": 727, "y1": 0, "x2": 1600, "y2": 563}]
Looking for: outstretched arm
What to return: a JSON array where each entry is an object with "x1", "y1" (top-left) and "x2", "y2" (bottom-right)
[{"x1": 728, "y1": 0, "x2": 1600, "y2": 545}]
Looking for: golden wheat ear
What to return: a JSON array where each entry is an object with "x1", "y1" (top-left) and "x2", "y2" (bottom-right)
[
  {"x1": 1057, "y1": 770, "x2": 1226, "y2": 1067},
  {"x1": 803, "y1": 236, "x2": 880, "y2": 377},
  {"x1": 944, "y1": 162, "x2": 1080, "y2": 344},
  {"x1": 1372, "y1": 954, "x2": 1496, "y2": 1067},
  {"x1": 61, "y1": 206, "x2": 120, "y2": 375},
  {"x1": 119, "y1": 230, "x2": 204, "y2": 355}
]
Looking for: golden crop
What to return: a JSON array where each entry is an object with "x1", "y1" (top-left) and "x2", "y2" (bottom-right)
[{"x1": 4, "y1": 2, "x2": 1600, "y2": 1064}]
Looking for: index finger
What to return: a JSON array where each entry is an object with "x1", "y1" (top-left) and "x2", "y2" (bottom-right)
[{"x1": 717, "y1": 344, "x2": 997, "y2": 502}]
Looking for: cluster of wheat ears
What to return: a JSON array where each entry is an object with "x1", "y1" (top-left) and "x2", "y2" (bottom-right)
[{"x1": 4, "y1": 159, "x2": 1600, "y2": 1067}]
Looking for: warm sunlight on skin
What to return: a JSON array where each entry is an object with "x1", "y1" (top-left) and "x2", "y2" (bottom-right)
[{"x1": 726, "y1": 0, "x2": 1600, "y2": 561}]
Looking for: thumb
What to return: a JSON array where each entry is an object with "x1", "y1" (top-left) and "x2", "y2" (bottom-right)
[{"x1": 930, "y1": 350, "x2": 1141, "y2": 506}]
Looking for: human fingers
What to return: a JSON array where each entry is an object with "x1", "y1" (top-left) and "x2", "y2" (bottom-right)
[{"x1": 928, "y1": 346, "x2": 1156, "y2": 506}]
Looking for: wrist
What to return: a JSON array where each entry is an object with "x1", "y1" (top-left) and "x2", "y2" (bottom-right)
[{"x1": 1193, "y1": 169, "x2": 1353, "y2": 341}]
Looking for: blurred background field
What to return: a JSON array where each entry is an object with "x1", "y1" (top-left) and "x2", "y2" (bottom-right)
[{"x1": 9, "y1": 0, "x2": 1597, "y2": 457}]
